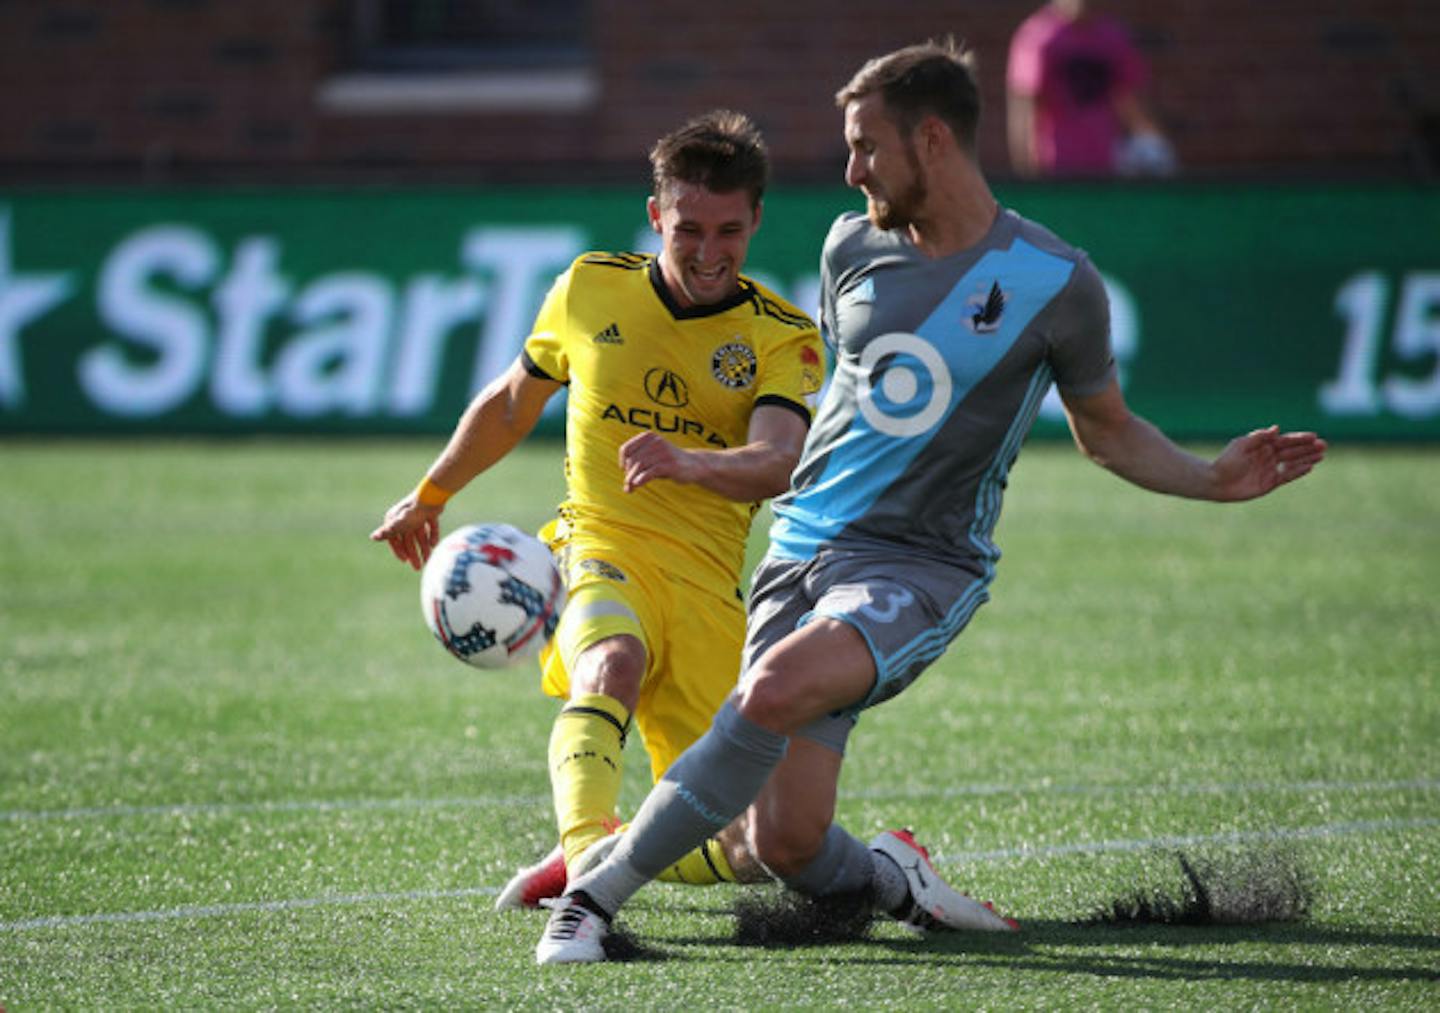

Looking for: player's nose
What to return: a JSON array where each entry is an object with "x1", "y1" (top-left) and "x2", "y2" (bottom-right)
[{"x1": 845, "y1": 152, "x2": 865, "y2": 188}]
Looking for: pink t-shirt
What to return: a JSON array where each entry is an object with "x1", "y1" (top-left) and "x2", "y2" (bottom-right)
[{"x1": 1007, "y1": 6, "x2": 1146, "y2": 175}]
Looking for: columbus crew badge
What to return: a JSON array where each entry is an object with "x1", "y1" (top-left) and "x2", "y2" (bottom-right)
[{"x1": 712, "y1": 341, "x2": 757, "y2": 390}]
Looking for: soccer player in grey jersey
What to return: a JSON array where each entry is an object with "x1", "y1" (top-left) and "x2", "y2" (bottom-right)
[{"x1": 537, "y1": 39, "x2": 1328, "y2": 964}]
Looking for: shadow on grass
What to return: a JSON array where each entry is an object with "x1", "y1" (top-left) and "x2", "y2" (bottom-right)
[
  {"x1": 1026, "y1": 919, "x2": 1440, "y2": 954},
  {"x1": 896, "y1": 920, "x2": 1440, "y2": 986},
  {"x1": 644, "y1": 877, "x2": 1440, "y2": 986},
  {"x1": 656, "y1": 919, "x2": 1439, "y2": 985},
  {"x1": 620, "y1": 848, "x2": 1440, "y2": 983},
  {"x1": 601, "y1": 923, "x2": 673, "y2": 963}
]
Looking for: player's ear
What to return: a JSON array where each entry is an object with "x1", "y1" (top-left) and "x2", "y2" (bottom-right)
[
  {"x1": 917, "y1": 114, "x2": 951, "y2": 160},
  {"x1": 646, "y1": 196, "x2": 663, "y2": 234},
  {"x1": 751, "y1": 199, "x2": 764, "y2": 233}
]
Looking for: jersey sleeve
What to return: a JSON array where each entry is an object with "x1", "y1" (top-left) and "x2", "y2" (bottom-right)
[
  {"x1": 818, "y1": 220, "x2": 841, "y2": 355},
  {"x1": 818, "y1": 212, "x2": 867, "y2": 356},
  {"x1": 755, "y1": 318, "x2": 825, "y2": 422},
  {"x1": 1047, "y1": 255, "x2": 1116, "y2": 397},
  {"x1": 521, "y1": 264, "x2": 578, "y2": 384}
]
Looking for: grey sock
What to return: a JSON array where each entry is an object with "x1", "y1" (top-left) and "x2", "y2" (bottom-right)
[
  {"x1": 569, "y1": 699, "x2": 788, "y2": 916},
  {"x1": 781, "y1": 824, "x2": 887, "y2": 901}
]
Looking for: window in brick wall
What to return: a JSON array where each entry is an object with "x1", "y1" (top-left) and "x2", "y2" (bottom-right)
[
  {"x1": 353, "y1": 0, "x2": 589, "y2": 71},
  {"x1": 319, "y1": 0, "x2": 597, "y2": 114}
]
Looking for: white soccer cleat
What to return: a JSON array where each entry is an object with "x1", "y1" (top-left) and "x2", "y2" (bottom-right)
[
  {"x1": 495, "y1": 842, "x2": 568, "y2": 911},
  {"x1": 870, "y1": 828, "x2": 1019, "y2": 933},
  {"x1": 535, "y1": 894, "x2": 610, "y2": 965}
]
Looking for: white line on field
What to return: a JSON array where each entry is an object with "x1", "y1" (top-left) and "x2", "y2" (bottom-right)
[
  {"x1": 1, "y1": 816, "x2": 1436, "y2": 933},
  {"x1": 4, "y1": 777, "x2": 1436, "y2": 824},
  {"x1": 848, "y1": 777, "x2": 1440, "y2": 802},
  {"x1": 0, "y1": 795, "x2": 548, "y2": 823},
  {"x1": 0, "y1": 887, "x2": 495, "y2": 932}
]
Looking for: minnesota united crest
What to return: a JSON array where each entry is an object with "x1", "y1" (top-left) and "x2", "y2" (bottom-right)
[{"x1": 965, "y1": 281, "x2": 1006, "y2": 334}]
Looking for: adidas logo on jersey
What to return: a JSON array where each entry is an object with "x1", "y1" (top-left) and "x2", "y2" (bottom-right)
[{"x1": 593, "y1": 323, "x2": 624, "y2": 345}]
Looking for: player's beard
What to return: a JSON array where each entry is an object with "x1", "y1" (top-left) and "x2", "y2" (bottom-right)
[{"x1": 867, "y1": 142, "x2": 928, "y2": 231}]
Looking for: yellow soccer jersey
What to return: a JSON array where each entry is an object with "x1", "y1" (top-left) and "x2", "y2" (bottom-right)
[{"x1": 523, "y1": 252, "x2": 824, "y2": 590}]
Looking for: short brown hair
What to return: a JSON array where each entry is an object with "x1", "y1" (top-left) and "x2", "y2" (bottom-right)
[
  {"x1": 836, "y1": 40, "x2": 981, "y2": 152},
  {"x1": 649, "y1": 109, "x2": 769, "y2": 209}
]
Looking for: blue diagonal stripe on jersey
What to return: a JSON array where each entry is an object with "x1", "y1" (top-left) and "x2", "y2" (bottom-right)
[{"x1": 773, "y1": 239, "x2": 1075, "y2": 559}]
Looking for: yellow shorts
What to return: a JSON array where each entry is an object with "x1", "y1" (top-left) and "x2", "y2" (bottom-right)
[{"x1": 538, "y1": 524, "x2": 744, "y2": 784}]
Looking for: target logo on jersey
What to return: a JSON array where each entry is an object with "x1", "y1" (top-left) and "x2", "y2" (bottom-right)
[
  {"x1": 857, "y1": 332, "x2": 954, "y2": 438},
  {"x1": 420, "y1": 523, "x2": 565, "y2": 670}
]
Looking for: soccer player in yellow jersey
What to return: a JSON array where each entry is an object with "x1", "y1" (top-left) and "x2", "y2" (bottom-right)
[{"x1": 372, "y1": 110, "x2": 824, "y2": 907}]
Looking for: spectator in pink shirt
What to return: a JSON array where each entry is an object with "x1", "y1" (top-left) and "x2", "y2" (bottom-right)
[{"x1": 1007, "y1": 0, "x2": 1176, "y2": 177}]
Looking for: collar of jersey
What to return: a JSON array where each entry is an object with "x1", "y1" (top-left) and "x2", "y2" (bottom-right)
[{"x1": 648, "y1": 257, "x2": 754, "y2": 320}]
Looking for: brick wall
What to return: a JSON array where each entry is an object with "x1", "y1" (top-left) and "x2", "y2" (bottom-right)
[{"x1": 1, "y1": 0, "x2": 1435, "y2": 182}]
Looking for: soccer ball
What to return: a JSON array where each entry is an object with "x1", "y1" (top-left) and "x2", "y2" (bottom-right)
[{"x1": 420, "y1": 522, "x2": 565, "y2": 670}]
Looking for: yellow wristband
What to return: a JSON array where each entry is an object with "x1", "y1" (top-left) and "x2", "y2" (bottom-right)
[{"x1": 414, "y1": 476, "x2": 454, "y2": 508}]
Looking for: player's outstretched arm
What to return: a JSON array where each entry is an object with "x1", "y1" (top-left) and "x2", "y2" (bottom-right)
[
  {"x1": 370, "y1": 357, "x2": 560, "y2": 569},
  {"x1": 1062, "y1": 380, "x2": 1326, "y2": 502},
  {"x1": 619, "y1": 403, "x2": 808, "y2": 501}
]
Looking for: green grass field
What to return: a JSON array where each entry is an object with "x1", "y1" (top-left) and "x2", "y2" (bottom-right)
[{"x1": 2, "y1": 438, "x2": 1437, "y2": 1008}]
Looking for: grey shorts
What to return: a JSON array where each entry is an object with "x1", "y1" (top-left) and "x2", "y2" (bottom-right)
[{"x1": 742, "y1": 548, "x2": 992, "y2": 753}]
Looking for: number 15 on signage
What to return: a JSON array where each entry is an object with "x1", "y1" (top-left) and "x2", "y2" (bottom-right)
[{"x1": 1321, "y1": 271, "x2": 1440, "y2": 420}]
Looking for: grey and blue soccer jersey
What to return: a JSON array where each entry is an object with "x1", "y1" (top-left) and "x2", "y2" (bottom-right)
[
  {"x1": 746, "y1": 208, "x2": 1115, "y2": 729},
  {"x1": 770, "y1": 208, "x2": 1115, "y2": 574}
]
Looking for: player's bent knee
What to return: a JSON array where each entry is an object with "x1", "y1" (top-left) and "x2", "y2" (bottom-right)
[
  {"x1": 570, "y1": 634, "x2": 646, "y2": 708},
  {"x1": 733, "y1": 672, "x2": 807, "y2": 735}
]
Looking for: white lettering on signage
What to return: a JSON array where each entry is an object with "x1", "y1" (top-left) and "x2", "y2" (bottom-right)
[
  {"x1": 0, "y1": 211, "x2": 75, "y2": 409},
  {"x1": 1321, "y1": 271, "x2": 1440, "y2": 419},
  {"x1": 80, "y1": 225, "x2": 217, "y2": 415},
  {"x1": 211, "y1": 237, "x2": 289, "y2": 416},
  {"x1": 9, "y1": 203, "x2": 1437, "y2": 430},
  {"x1": 462, "y1": 227, "x2": 584, "y2": 397},
  {"x1": 388, "y1": 276, "x2": 485, "y2": 416},
  {"x1": 277, "y1": 271, "x2": 392, "y2": 416},
  {"x1": 71, "y1": 224, "x2": 584, "y2": 419}
]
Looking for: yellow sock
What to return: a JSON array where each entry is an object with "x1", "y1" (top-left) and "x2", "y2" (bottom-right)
[
  {"x1": 548, "y1": 693, "x2": 631, "y2": 868},
  {"x1": 657, "y1": 837, "x2": 736, "y2": 885}
]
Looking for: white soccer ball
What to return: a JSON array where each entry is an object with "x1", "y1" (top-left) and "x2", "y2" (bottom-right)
[{"x1": 420, "y1": 522, "x2": 565, "y2": 670}]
